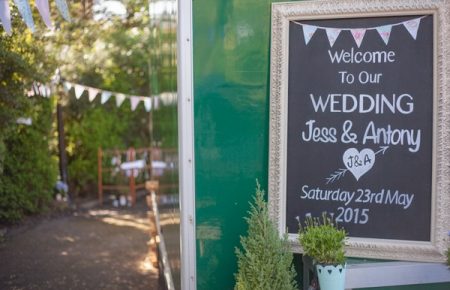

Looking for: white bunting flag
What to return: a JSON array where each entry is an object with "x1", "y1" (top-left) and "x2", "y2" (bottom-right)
[
  {"x1": 403, "y1": 18, "x2": 421, "y2": 40},
  {"x1": 33, "y1": 83, "x2": 40, "y2": 95},
  {"x1": 14, "y1": 0, "x2": 35, "y2": 32},
  {"x1": 101, "y1": 91, "x2": 112, "y2": 104},
  {"x1": 130, "y1": 96, "x2": 141, "y2": 111},
  {"x1": 74, "y1": 84, "x2": 85, "y2": 99},
  {"x1": 46, "y1": 86, "x2": 51, "y2": 97},
  {"x1": 88, "y1": 87, "x2": 99, "y2": 102},
  {"x1": 39, "y1": 85, "x2": 46, "y2": 97},
  {"x1": 16, "y1": 117, "x2": 32, "y2": 126},
  {"x1": 350, "y1": 29, "x2": 366, "y2": 48},
  {"x1": 325, "y1": 28, "x2": 341, "y2": 47},
  {"x1": 63, "y1": 81, "x2": 72, "y2": 93},
  {"x1": 39, "y1": 85, "x2": 51, "y2": 97},
  {"x1": 35, "y1": 0, "x2": 52, "y2": 28},
  {"x1": 302, "y1": 24, "x2": 317, "y2": 45},
  {"x1": 154, "y1": 96, "x2": 160, "y2": 109},
  {"x1": 115, "y1": 93, "x2": 126, "y2": 107},
  {"x1": 376, "y1": 25, "x2": 392, "y2": 45},
  {"x1": 55, "y1": 0, "x2": 71, "y2": 22},
  {"x1": 143, "y1": 98, "x2": 152, "y2": 112},
  {"x1": 0, "y1": 0, "x2": 12, "y2": 35}
]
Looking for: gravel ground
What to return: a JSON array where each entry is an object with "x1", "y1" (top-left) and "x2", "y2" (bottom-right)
[{"x1": 0, "y1": 199, "x2": 160, "y2": 290}]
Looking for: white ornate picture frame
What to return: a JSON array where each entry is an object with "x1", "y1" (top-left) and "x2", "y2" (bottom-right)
[{"x1": 269, "y1": 0, "x2": 450, "y2": 262}]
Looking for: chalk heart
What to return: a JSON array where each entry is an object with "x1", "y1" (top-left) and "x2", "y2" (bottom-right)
[{"x1": 343, "y1": 148, "x2": 376, "y2": 181}]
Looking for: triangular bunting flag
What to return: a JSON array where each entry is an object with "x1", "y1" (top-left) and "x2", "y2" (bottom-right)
[
  {"x1": 39, "y1": 85, "x2": 51, "y2": 97},
  {"x1": 39, "y1": 85, "x2": 45, "y2": 97},
  {"x1": 350, "y1": 29, "x2": 366, "y2": 48},
  {"x1": 376, "y1": 25, "x2": 392, "y2": 45},
  {"x1": 88, "y1": 87, "x2": 99, "y2": 102},
  {"x1": 63, "y1": 82, "x2": 72, "y2": 93},
  {"x1": 403, "y1": 17, "x2": 421, "y2": 40},
  {"x1": 101, "y1": 91, "x2": 112, "y2": 104},
  {"x1": 55, "y1": 0, "x2": 71, "y2": 22},
  {"x1": 325, "y1": 28, "x2": 341, "y2": 47},
  {"x1": 27, "y1": 89, "x2": 34, "y2": 97},
  {"x1": 153, "y1": 96, "x2": 160, "y2": 109},
  {"x1": 74, "y1": 84, "x2": 85, "y2": 99},
  {"x1": 33, "y1": 83, "x2": 40, "y2": 95},
  {"x1": 130, "y1": 96, "x2": 141, "y2": 111},
  {"x1": 46, "y1": 86, "x2": 51, "y2": 97},
  {"x1": 0, "y1": 0, "x2": 12, "y2": 35},
  {"x1": 115, "y1": 93, "x2": 126, "y2": 107},
  {"x1": 35, "y1": 0, "x2": 52, "y2": 28},
  {"x1": 14, "y1": 0, "x2": 35, "y2": 32},
  {"x1": 143, "y1": 98, "x2": 152, "y2": 112},
  {"x1": 302, "y1": 24, "x2": 317, "y2": 45}
]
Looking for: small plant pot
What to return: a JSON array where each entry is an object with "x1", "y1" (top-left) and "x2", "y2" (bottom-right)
[{"x1": 316, "y1": 263, "x2": 346, "y2": 290}]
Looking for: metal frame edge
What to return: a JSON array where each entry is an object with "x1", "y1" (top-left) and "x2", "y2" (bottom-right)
[{"x1": 178, "y1": 0, "x2": 197, "y2": 289}]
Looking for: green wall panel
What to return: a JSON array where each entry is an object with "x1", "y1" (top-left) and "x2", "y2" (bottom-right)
[
  {"x1": 192, "y1": 1, "x2": 450, "y2": 289},
  {"x1": 193, "y1": 0, "x2": 278, "y2": 288}
]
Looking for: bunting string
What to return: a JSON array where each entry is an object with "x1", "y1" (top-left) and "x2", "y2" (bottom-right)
[
  {"x1": 294, "y1": 16, "x2": 426, "y2": 47},
  {"x1": 28, "y1": 81, "x2": 177, "y2": 112}
]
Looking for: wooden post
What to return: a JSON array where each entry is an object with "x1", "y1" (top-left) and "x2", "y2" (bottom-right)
[
  {"x1": 98, "y1": 147, "x2": 103, "y2": 205},
  {"x1": 57, "y1": 102, "x2": 71, "y2": 203},
  {"x1": 129, "y1": 147, "x2": 136, "y2": 206}
]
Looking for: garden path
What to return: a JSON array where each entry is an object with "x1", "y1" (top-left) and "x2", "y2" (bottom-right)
[{"x1": 0, "y1": 197, "x2": 160, "y2": 290}]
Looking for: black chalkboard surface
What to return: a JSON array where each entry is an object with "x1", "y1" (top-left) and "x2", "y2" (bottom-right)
[{"x1": 286, "y1": 15, "x2": 433, "y2": 241}]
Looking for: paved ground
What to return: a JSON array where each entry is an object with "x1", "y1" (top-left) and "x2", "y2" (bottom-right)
[{"x1": 0, "y1": 198, "x2": 161, "y2": 290}]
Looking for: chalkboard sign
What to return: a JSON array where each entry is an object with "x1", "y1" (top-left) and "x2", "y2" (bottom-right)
[
  {"x1": 286, "y1": 15, "x2": 433, "y2": 241},
  {"x1": 270, "y1": 1, "x2": 450, "y2": 262}
]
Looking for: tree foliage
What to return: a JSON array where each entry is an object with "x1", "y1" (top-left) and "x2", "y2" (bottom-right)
[
  {"x1": 0, "y1": 0, "x2": 178, "y2": 220},
  {"x1": 50, "y1": 0, "x2": 177, "y2": 195},
  {"x1": 234, "y1": 182, "x2": 297, "y2": 290},
  {"x1": 0, "y1": 14, "x2": 58, "y2": 222}
]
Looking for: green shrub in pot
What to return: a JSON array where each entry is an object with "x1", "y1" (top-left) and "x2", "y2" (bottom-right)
[{"x1": 299, "y1": 214, "x2": 347, "y2": 290}]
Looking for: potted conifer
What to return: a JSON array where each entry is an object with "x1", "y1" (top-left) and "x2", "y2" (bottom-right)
[
  {"x1": 234, "y1": 182, "x2": 297, "y2": 290},
  {"x1": 298, "y1": 214, "x2": 347, "y2": 290}
]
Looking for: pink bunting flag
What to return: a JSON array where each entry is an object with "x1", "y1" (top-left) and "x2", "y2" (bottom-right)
[
  {"x1": 35, "y1": 0, "x2": 52, "y2": 28},
  {"x1": 14, "y1": 0, "x2": 35, "y2": 32},
  {"x1": 0, "y1": 0, "x2": 12, "y2": 35},
  {"x1": 88, "y1": 87, "x2": 99, "y2": 102},
  {"x1": 74, "y1": 84, "x2": 85, "y2": 99},
  {"x1": 115, "y1": 93, "x2": 126, "y2": 107},
  {"x1": 143, "y1": 98, "x2": 152, "y2": 112},
  {"x1": 376, "y1": 25, "x2": 392, "y2": 45},
  {"x1": 130, "y1": 96, "x2": 141, "y2": 111},
  {"x1": 101, "y1": 91, "x2": 112, "y2": 104},
  {"x1": 325, "y1": 28, "x2": 341, "y2": 47},
  {"x1": 27, "y1": 89, "x2": 35, "y2": 97},
  {"x1": 350, "y1": 29, "x2": 366, "y2": 48},
  {"x1": 55, "y1": 0, "x2": 71, "y2": 22},
  {"x1": 403, "y1": 17, "x2": 421, "y2": 40},
  {"x1": 302, "y1": 24, "x2": 317, "y2": 45}
]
